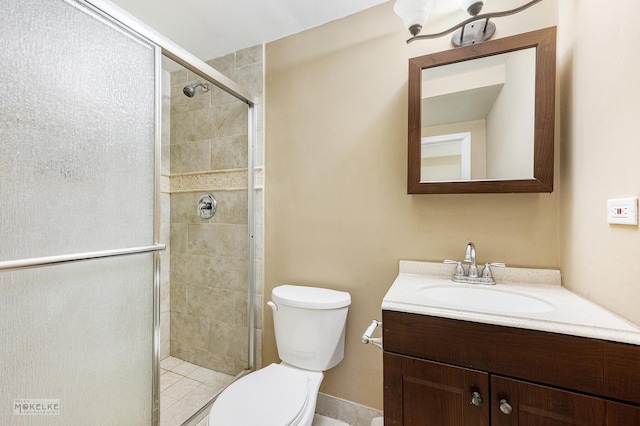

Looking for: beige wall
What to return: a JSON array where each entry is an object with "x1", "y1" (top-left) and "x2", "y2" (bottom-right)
[
  {"x1": 486, "y1": 49, "x2": 536, "y2": 179},
  {"x1": 266, "y1": 0, "x2": 640, "y2": 412},
  {"x1": 559, "y1": 1, "x2": 640, "y2": 324},
  {"x1": 423, "y1": 120, "x2": 487, "y2": 179},
  {"x1": 265, "y1": 0, "x2": 561, "y2": 410}
]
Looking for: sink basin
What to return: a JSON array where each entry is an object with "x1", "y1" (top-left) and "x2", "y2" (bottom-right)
[{"x1": 421, "y1": 285, "x2": 554, "y2": 314}]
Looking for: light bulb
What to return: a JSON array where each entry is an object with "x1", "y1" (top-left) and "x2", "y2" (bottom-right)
[
  {"x1": 394, "y1": 0, "x2": 437, "y2": 36},
  {"x1": 458, "y1": 0, "x2": 486, "y2": 16}
]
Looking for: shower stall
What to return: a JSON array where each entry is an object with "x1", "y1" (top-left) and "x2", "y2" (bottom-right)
[
  {"x1": 158, "y1": 49, "x2": 263, "y2": 425},
  {"x1": 0, "y1": 0, "x2": 260, "y2": 425}
]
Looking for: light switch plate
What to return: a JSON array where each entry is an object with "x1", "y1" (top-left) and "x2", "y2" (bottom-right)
[{"x1": 607, "y1": 197, "x2": 638, "y2": 225}]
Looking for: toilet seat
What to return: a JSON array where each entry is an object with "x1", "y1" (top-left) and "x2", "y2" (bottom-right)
[{"x1": 208, "y1": 364, "x2": 312, "y2": 426}]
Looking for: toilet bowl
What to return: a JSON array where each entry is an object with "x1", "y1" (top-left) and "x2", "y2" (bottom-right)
[
  {"x1": 208, "y1": 363, "x2": 323, "y2": 426},
  {"x1": 207, "y1": 285, "x2": 351, "y2": 426}
]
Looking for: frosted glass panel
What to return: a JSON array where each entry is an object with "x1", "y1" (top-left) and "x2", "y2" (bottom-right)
[
  {"x1": 0, "y1": 256, "x2": 154, "y2": 425},
  {"x1": 0, "y1": 0, "x2": 156, "y2": 261},
  {"x1": 0, "y1": 0, "x2": 157, "y2": 425}
]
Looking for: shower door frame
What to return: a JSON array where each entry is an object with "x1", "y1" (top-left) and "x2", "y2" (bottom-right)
[{"x1": 86, "y1": 1, "x2": 258, "y2": 424}]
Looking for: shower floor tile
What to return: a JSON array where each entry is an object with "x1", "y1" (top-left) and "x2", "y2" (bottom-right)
[{"x1": 160, "y1": 357, "x2": 232, "y2": 426}]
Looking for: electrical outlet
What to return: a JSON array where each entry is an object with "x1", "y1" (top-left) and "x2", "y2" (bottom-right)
[{"x1": 607, "y1": 197, "x2": 638, "y2": 225}]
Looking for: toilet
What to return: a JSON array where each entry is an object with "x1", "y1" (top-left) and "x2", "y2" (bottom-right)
[{"x1": 207, "y1": 285, "x2": 351, "y2": 426}]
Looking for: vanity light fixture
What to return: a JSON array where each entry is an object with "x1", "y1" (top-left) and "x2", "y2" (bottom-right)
[{"x1": 394, "y1": 0, "x2": 544, "y2": 47}]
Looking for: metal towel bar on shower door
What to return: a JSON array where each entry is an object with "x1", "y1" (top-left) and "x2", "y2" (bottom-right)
[{"x1": 0, "y1": 244, "x2": 166, "y2": 272}]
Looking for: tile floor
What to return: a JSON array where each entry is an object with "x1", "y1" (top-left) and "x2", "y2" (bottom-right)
[
  {"x1": 160, "y1": 356, "x2": 351, "y2": 426},
  {"x1": 160, "y1": 356, "x2": 234, "y2": 426}
]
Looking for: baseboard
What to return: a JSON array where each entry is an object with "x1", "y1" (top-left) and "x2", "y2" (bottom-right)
[{"x1": 315, "y1": 393, "x2": 383, "y2": 426}]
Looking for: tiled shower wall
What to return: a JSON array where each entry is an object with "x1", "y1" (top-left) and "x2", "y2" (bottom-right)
[{"x1": 162, "y1": 45, "x2": 264, "y2": 376}]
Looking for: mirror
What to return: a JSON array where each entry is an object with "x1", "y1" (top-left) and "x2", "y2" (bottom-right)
[{"x1": 407, "y1": 27, "x2": 556, "y2": 194}]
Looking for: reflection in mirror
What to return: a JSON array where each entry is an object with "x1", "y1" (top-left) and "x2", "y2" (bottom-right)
[
  {"x1": 420, "y1": 48, "x2": 536, "y2": 182},
  {"x1": 421, "y1": 132, "x2": 471, "y2": 181},
  {"x1": 407, "y1": 27, "x2": 556, "y2": 194}
]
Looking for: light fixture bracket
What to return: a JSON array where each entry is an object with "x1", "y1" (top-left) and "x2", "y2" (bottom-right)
[
  {"x1": 451, "y1": 19, "x2": 496, "y2": 47},
  {"x1": 405, "y1": 0, "x2": 543, "y2": 47}
]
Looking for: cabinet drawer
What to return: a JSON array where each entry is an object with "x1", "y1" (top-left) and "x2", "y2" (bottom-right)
[{"x1": 382, "y1": 310, "x2": 640, "y2": 405}]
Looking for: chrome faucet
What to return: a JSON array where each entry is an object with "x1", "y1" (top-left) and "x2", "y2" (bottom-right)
[
  {"x1": 464, "y1": 242, "x2": 478, "y2": 278},
  {"x1": 444, "y1": 242, "x2": 505, "y2": 285}
]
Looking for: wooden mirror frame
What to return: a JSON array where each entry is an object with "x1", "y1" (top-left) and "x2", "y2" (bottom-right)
[{"x1": 407, "y1": 27, "x2": 556, "y2": 194}]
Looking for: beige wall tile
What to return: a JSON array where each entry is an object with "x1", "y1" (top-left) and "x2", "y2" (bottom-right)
[
  {"x1": 171, "y1": 253, "x2": 247, "y2": 291},
  {"x1": 211, "y1": 135, "x2": 248, "y2": 171},
  {"x1": 160, "y1": 311, "x2": 170, "y2": 360},
  {"x1": 210, "y1": 85, "x2": 239, "y2": 107},
  {"x1": 207, "y1": 319, "x2": 249, "y2": 361},
  {"x1": 187, "y1": 223, "x2": 248, "y2": 258},
  {"x1": 209, "y1": 190, "x2": 248, "y2": 224},
  {"x1": 170, "y1": 311, "x2": 210, "y2": 350},
  {"x1": 169, "y1": 339, "x2": 189, "y2": 361},
  {"x1": 169, "y1": 223, "x2": 188, "y2": 254},
  {"x1": 170, "y1": 193, "x2": 199, "y2": 223},
  {"x1": 170, "y1": 68, "x2": 188, "y2": 86},
  {"x1": 205, "y1": 53, "x2": 234, "y2": 75},
  {"x1": 168, "y1": 44, "x2": 263, "y2": 378},
  {"x1": 170, "y1": 108, "x2": 214, "y2": 144},
  {"x1": 236, "y1": 45, "x2": 262, "y2": 67},
  {"x1": 170, "y1": 282, "x2": 187, "y2": 314},
  {"x1": 160, "y1": 279, "x2": 170, "y2": 314},
  {"x1": 188, "y1": 347, "x2": 245, "y2": 376},
  {"x1": 170, "y1": 140, "x2": 212, "y2": 174},
  {"x1": 231, "y1": 61, "x2": 263, "y2": 96},
  {"x1": 187, "y1": 285, "x2": 247, "y2": 326},
  {"x1": 208, "y1": 103, "x2": 249, "y2": 139}
]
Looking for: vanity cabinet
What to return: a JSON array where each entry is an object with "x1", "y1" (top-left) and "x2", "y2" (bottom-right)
[{"x1": 383, "y1": 311, "x2": 640, "y2": 425}]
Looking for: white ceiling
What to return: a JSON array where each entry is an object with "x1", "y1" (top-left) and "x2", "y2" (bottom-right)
[{"x1": 111, "y1": 0, "x2": 389, "y2": 63}]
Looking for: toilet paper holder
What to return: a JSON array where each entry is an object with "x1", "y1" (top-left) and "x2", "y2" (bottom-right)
[{"x1": 361, "y1": 319, "x2": 383, "y2": 349}]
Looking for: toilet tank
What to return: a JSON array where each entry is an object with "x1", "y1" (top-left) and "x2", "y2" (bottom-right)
[{"x1": 269, "y1": 285, "x2": 351, "y2": 371}]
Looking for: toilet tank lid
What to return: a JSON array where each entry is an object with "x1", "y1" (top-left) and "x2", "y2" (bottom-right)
[{"x1": 272, "y1": 285, "x2": 351, "y2": 309}]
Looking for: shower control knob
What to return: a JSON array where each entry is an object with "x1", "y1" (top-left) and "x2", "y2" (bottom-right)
[{"x1": 197, "y1": 194, "x2": 217, "y2": 219}]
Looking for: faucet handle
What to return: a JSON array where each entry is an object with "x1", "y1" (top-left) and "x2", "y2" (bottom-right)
[
  {"x1": 480, "y1": 262, "x2": 505, "y2": 278},
  {"x1": 444, "y1": 259, "x2": 465, "y2": 276}
]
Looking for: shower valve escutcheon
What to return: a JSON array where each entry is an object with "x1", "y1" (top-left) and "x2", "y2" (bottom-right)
[{"x1": 197, "y1": 194, "x2": 217, "y2": 219}]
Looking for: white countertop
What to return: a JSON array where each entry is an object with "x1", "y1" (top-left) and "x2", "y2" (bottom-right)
[{"x1": 382, "y1": 261, "x2": 640, "y2": 346}]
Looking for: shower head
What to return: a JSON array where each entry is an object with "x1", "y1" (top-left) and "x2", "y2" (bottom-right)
[{"x1": 183, "y1": 82, "x2": 210, "y2": 97}]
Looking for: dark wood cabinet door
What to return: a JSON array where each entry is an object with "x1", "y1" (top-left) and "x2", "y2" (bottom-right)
[
  {"x1": 606, "y1": 401, "x2": 640, "y2": 424},
  {"x1": 492, "y1": 376, "x2": 608, "y2": 426},
  {"x1": 384, "y1": 352, "x2": 489, "y2": 425}
]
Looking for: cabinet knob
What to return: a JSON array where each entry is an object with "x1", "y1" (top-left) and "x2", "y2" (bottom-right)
[
  {"x1": 470, "y1": 391, "x2": 483, "y2": 407},
  {"x1": 499, "y1": 399, "x2": 513, "y2": 415}
]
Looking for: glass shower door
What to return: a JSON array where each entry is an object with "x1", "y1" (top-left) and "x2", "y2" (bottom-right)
[{"x1": 0, "y1": 0, "x2": 161, "y2": 424}]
